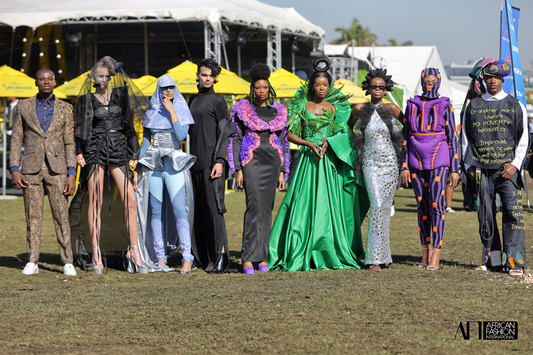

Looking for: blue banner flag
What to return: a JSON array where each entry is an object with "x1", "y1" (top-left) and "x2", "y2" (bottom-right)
[{"x1": 500, "y1": 0, "x2": 527, "y2": 108}]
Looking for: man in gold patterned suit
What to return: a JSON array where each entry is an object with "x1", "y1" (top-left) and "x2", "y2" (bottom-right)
[{"x1": 10, "y1": 68, "x2": 77, "y2": 276}]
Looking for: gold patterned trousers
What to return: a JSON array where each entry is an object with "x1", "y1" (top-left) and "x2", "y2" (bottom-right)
[{"x1": 23, "y1": 161, "x2": 73, "y2": 264}]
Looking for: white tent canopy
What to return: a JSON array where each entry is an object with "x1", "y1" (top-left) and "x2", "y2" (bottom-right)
[
  {"x1": 0, "y1": 0, "x2": 324, "y2": 37},
  {"x1": 325, "y1": 44, "x2": 469, "y2": 113}
]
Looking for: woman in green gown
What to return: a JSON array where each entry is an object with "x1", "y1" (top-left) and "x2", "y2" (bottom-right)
[{"x1": 268, "y1": 58, "x2": 369, "y2": 271}]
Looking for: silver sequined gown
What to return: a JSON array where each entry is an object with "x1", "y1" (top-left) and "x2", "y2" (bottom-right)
[{"x1": 362, "y1": 105, "x2": 398, "y2": 265}]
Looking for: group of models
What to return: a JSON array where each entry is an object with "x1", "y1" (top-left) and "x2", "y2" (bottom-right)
[{"x1": 11, "y1": 55, "x2": 527, "y2": 277}]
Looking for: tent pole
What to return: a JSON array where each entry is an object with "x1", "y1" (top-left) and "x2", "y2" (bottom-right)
[
  {"x1": 351, "y1": 39, "x2": 355, "y2": 82},
  {"x1": 9, "y1": 28, "x2": 15, "y2": 67},
  {"x1": 23, "y1": 28, "x2": 35, "y2": 73},
  {"x1": 292, "y1": 52, "x2": 295, "y2": 74},
  {"x1": 2, "y1": 98, "x2": 6, "y2": 197},
  {"x1": 237, "y1": 45, "x2": 241, "y2": 77},
  {"x1": 144, "y1": 23, "x2": 149, "y2": 76}
]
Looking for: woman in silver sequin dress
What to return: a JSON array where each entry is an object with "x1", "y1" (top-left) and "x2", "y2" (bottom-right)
[{"x1": 351, "y1": 68, "x2": 405, "y2": 271}]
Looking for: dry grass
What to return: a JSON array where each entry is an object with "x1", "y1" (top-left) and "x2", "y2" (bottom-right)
[{"x1": 0, "y1": 181, "x2": 532, "y2": 354}]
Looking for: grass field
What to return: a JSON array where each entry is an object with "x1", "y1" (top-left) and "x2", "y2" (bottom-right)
[{"x1": 0, "y1": 183, "x2": 532, "y2": 354}]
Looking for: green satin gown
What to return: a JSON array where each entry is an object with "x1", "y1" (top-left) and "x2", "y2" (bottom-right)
[{"x1": 268, "y1": 92, "x2": 369, "y2": 271}]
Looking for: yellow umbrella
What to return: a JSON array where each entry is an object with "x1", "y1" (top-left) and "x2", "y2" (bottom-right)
[
  {"x1": 143, "y1": 61, "x2": 250, "y2": 95},
  {"x1": 55, "y1": 71, "x2": 90, "y2": 97},
  {"x1": 269, "y1": 68, "x2": 304, "y2": 98},
  {"x1": 132, "y1": 75, "x2": 157, "y2": 96},
  {"x1": 334, "y1": 79, "x2": 390, "y2": 104},
  {"x1": 0, "y1": 65, "x2": 66, "y2": 99}
]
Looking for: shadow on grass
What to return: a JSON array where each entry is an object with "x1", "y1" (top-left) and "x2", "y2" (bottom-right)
[
  {"x1": 393, "y1": 207, "x2": 417, "y2": 213},
  {"x1": 166, "y1": 250, "x2": 244, "y2": 273},
  {"x1": 0, "y1": 256, "x2": 26, "y2": 271},
  {"x1": 0, "y1": 253, "x2": 80, "y2": 273},
  {"x1": 392, "y1": 254, "x2": 473, "y2": 269}
]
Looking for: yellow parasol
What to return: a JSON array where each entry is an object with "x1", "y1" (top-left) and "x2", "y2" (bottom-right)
[
  {"x1": 143, "y1": 61, "x2": 250, "y2": 95},
  {"x1": 132, "y1": 75, "x2": 157, "y2": 96},
  {"x1": 269, "y1": 68, "x2": 305, "y2": 98},
  {"x1": 0, "y1": 65, "x2": 66, "y2": 99},
  {"x1": 54, "y1": 71, "x2": 90, "y2": 97},
  {"x1": 333, "y1": 78, "x2": 390, "y2": 105}
]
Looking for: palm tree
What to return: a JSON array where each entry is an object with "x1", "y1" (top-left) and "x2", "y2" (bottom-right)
[
  {"x1": 331, "y1": 18, "x2": 377, "y2": 46},
  {"x1": 387, "y1": 39, "x2": 413, "y2": 46}
]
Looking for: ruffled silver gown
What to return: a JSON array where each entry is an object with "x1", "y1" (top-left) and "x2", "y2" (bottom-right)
[
  {"x1": 362, "y1": 105, "x2": 398, "y2": 265},
  {"x1": 136, "y1": 129, "x2": 196, "y2": 268}
]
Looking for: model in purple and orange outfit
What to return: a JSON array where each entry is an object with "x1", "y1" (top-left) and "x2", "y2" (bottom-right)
[{"x1": 400, "y1": 68, "x2": 460, "y2": 271}]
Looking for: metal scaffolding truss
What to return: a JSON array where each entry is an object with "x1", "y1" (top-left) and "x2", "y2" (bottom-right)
[
  {"x1": 266, "y1": 30, "x2": 282, "y2": 71},
  {"x1": 204, "y1": 21, "x2": 221, "y2": 64},
  {"x1": 60, "y1": 16, "x2": 178, "y2": 25},
  {"x1": 329, "y1": 57, "x2": 358, "y2": 83}
]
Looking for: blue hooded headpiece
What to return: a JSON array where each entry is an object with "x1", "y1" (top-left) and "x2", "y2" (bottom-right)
[{"x1": 143, "y1": 75, "x2": 194, "y2": 129}]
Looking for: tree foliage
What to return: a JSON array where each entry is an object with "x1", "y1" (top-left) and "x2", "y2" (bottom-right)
[
  {"x1": 331, "y1": 18, "x2": 377, "y2": 46},
  {"x1": 387, "y1": 39, "x2": 414, "y2": 46},
  {"x1": 330, "y1": 17, "x2": 413, "y2": 47}
]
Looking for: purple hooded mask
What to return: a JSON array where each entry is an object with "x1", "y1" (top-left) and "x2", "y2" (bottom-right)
[
  {"x1": 421, "y1": 68, "x2": 441, "y2": 99},
  {"x1": 143, "y1": 75, "x2": 194, "y2": 129}
]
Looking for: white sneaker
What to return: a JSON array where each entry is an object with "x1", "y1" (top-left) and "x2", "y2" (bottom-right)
[
  {"x1": 22, "y1": 262, "x2": 39, "y2": 275},
  {"x1": 446, "y1": 207, "x2": 456, "y2": 214},
  {"x1": 63, "y1": 263, "x2": 77, "y2": 276}
]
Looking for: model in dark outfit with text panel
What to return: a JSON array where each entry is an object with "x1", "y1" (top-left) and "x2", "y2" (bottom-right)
[{"x1": 461, "y1": 59, "x2": 528, "y2": 276}]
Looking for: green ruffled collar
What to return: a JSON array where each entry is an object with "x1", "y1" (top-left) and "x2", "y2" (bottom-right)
[{"x1": 288, "y1": 83, "x2": 351, "y2": 138}]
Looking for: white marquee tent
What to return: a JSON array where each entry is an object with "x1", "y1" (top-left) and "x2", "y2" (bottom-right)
[
  {"x1": 0, "y1": 0, "x2": 326, "y2": 73},
  {"x1": 325, "y1": 44, "x2": 470, "y2": 113},
  {"x1": 0, "y1": 0, "x2": 324, "y2": 37}
]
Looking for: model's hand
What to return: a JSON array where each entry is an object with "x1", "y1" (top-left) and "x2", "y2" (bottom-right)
[
  {"x1": 501, "y1": 163, "x2": 517, "y2": 180},
  {"x1": 64, "y1": 175, "x2": 76, "y2": 196},
  {"x1": 11, "y1": 171, "x2": 28, "y2": 189},
  {"x1": 277, "y1": 172, "x2": 285, "y2": 191},
  {"x1": 235, "y1": 170, "x2": 243, "y2": 189},
  {"x1": 77, "y1": 154, "x2": 86, "y2": 168},
  {"x1": 133, "y1": 170, "x2": 138, "y2": 192},
  {"x1": 210, "y1": 163, "x2": 223, "y2": 179},
  {"x1": 467, "y1": 166, "x2": 476, "y2": 181},
  {"x1": 307, "y1": 142, "x2": 322, "y2": 159},
  {"x1": 129, "y1": 160, "x2": 138, "y2": 170},
  {"x1": 319, "y1": 138, "x2": 329, "y2": 157},
  {"x1": 449, "y1": 172, "x2": 460, "y2": 189},
  {"x1": 162, "y1": 97, "x2": 176, "y2": 117},
  {"x1": 400, "y1": 170, "x2": 411, "y2": 187}
]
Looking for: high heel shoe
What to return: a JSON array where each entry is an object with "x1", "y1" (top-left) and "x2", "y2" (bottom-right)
[
  {"x1": 427, "y1": 248, "x2": 441, "y2": 271},
  {"x1": 92, "y1": 246, "x2": 104, "y2": 275},
  {"x1": 243, "y1": 267, "x2": 255, "y2": 275},
  {"x1": 255, "y1": 262, "x2": 269, "y2": 272},
  {"x1": 180, "y1": 261, "x2": 192, "y2": 275},
  {"x1": 213, "y1": 252, "x2": 228, "y2": 274},
  {"x1": 126, "y1": 245, "x2": 149, "y2": 274}
]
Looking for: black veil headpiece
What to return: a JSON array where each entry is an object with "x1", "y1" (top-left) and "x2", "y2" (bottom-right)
[{"x1": 74, "y1": 56, "x2": 148, "y2": 142}]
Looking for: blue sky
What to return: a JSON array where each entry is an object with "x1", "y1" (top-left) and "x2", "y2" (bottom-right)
[{"x1": 262, "y1": 0, "x2": 533, "y2": 72}]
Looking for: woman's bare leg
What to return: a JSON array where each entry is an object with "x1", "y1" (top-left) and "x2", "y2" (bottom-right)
[
  {"x1": 445, "y1": 183, "x2": 454, "y2": 209},
  {"x1": 109, "y1": 166, "x2": 139, "y2": 247},
  {"x1": 87, "y1": 164, "x2": 105, "y2": 248}
]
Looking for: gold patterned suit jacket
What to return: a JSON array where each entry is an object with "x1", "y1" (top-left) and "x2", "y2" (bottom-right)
[{"x1": 9, "y1": 95, "x2": 76, "y2": 174}]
